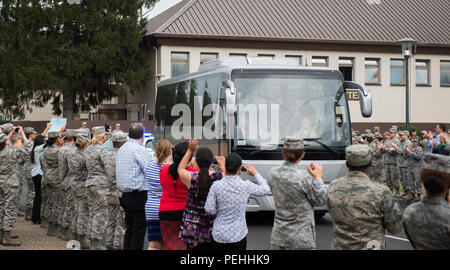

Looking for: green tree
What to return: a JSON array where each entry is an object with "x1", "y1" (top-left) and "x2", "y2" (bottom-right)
[{"x1": 0, "y1": 0, "x2": 157, "y2": 120}]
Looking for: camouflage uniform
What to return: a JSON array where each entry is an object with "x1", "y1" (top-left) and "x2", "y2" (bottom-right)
[
  {"x1": 0, "y1": 134, "x2": 20, "y2": 233},
  {"x1": 85, "y1": 127, "x2": 110, "y2": 247},
  {"x1": 14, "y1": 138, "x2": 32, "y2": 210},
  {"x1": 403, "y1": 154, "x2": 450, "y2": 250},
  {"x1": 406, "y1": 140, "x2": 423, "y2": 197},
  {"x1": 67, "y1": 136, "x2": 89, "y2": 244},
  {"x1": 383, "y1": 129, "x2": 401, "y2": 192},
  {"x1": 370, "y1": 138, "x2": 384, "y2": 183},
  {"x1": 267, "y1": 137, "x2": 327, "y2": 250},
  {"x1": 40, "y1": 133, "x2": 62, "y2": 234},
  {"x1": 326, "y1": 145, "x2": 403, "y2": 250},
  {"x1": 104, "y1": 132, "x2": 127, "y2": 249},
  {"x1": 58, "y1": 141, "x2": 76, "y2": 236},
  {"x1": 395, "y1": 131, "x2": 412, "y2": 195},
  {"x1": 23, "y1": 138, "x2": 35, "y2": 215}
]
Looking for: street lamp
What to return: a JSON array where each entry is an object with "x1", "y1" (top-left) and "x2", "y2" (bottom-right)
[{"x1": 398, "y1": 38, "x2": 417, "y2": 131}]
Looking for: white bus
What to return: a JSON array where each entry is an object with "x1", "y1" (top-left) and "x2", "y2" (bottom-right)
[{"x1": 154, "y1": 57, "x2": 372, "y2": 217}]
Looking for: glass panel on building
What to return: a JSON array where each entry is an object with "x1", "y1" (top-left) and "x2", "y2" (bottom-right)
[
  {"x1": 200, "y1": 52, "x2": 218, "y2": 64},
  {"x1": 171, "y1": 52, "x2": 189, "y2": 77},
  {"x1": 257, "y1": 54, "x2": 275, "y2": 58},
  {"x1": 440, "y1": 60, "x2": 450, "y2": 86},
  {"x1": 390, "y1": 59, "x2": 405, "y2": 85},
  {"x1": 339, "y1": 57, "x2": 354, "y2": 81},
  {"x1": 415, "y1": 60, "x2": 430, "y2": 85},
  {"x1": 312, "y1": 56, "x2": 328, "y2": 67},
  {"x1": 285, "y1": 55, "x2": 302, "y2": 65},
  {"x1": 365, "y1": 58, "x2": 380, "y2": 84},
  {"x1": 229, "y1": 53, "x2": 247, "y2": 58}
]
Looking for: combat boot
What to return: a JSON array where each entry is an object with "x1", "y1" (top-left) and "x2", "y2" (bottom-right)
[
  {"x1": 70, "y1": 232, "x2": 79, "y2": 241},
  {"x1": 79, "y1": 235, "x2": 91, "y2": 249},
  {"x1": 17, "y1": 210, "x2": 25, "y2": 217},
  {"x1": 90, "y1": 239, "x2": 106, "y2": 250},
  {"x1": 60, "y1": 227, "x2": 70, "y2": 241},
  {"x1": 25, "y1": 209, "x2": 32, "y2": 221},
  {"x1": 10, "y1": 231, "x2": 19, "y2": 239},
  {"x1": 106, "y1": 245, "x2": 114, "y2": 250},
  {"x1": 46, "y1": 223, "x2": 57, "y2": 237},
  {"x1": 1, "y1": 231, "x2": 21, "y2": 246},
  {"x1": 41, "y1": 218, "x2": 49, "y2": 229}
]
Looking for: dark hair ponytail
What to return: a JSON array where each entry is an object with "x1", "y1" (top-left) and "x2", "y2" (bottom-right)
[
  {"x1": 168, "y1": 142, "x2": 189, "y2": 188},
  {"x1": 30, "y1": 135, "x2": 46, "y2": 164},
  {"x1": 196, "y1": 148, "x2": 214, "y2": 200}
]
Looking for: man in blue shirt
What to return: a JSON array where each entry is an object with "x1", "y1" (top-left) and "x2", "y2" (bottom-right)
[
  {"x1": 428, "y1": 124, "x2": 446, "y2": 153},
  {"x1": 116, "y1": 123, "x2": 152, "y2": 250}
]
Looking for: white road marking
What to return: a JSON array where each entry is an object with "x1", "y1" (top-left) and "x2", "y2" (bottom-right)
[{"x1": 385, "y1": 235, "x2": 410, "y2": 242}]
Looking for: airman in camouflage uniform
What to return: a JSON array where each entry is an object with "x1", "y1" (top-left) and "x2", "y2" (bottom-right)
[
  {"x1": 419, "y1": 130, "x2": 429, "y2": 152},
  {"x1": 0, "y1": 133, "x2": 21, "y2": 246},
  {"x1": 23, "y1": 127, "x2": 37, "y2": 220},
  {"x1": 370, "y1": 133, "x2": 384, "y2": 183},
  {"x1": 40, "y1": 131, "x2": 62, "y2": 237},
  {"x1": 382, "y1": 128, "x2": 402, "y2": 196},
  {"x1": 405, "y1": 137, "x2": 423, "y2": 201},
  {"x1": 267, "y1": 137, "x2": 327, "y2": 250},
  {"x1": 57, "y1": 129, "x2": 76, "y2": 240},
  {"x1": 85, "y1": 126, "x2": 110, "y2": 250},
  {"x1": 104, "y1": 132, "x2": 127, "y2": 250},
  {"x1": 68, "y1": 133, "x2": 91, "y2": 249},
  {"x1": 403, "y1": 153, "x2": 450, "y2": 250},
  {"x1": 326, "y1": 144, "x2": 403, "y2": 250},
  {"x1": 395, "y1": 131, "x2": 412, "y2": 199}
]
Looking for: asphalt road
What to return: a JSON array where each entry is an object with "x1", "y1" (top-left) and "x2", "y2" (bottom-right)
[{"x1": 246, "y1": 204, "x2": 414, "y2": 250}]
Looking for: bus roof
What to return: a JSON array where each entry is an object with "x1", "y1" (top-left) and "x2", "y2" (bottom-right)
[{"x1": 159, "y1": 57, "x2": 338, "y2": 87}]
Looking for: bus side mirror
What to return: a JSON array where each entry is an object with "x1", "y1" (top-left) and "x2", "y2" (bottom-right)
[
  {"x1": 220, "y1": 80, "x2": 236, "y2": 115},
  {"x1": 344, "y1": 81, "x2": 372, "y2": 118}
]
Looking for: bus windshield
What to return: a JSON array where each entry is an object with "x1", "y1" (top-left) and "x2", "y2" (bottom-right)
[{"x1": 232, "y1": 69, "x2": 351, "y2": 149}]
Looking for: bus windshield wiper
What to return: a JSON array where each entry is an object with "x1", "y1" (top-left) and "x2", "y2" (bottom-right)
[{"x1": 303, "y1": 138, "x2": 340, "y2": 158}]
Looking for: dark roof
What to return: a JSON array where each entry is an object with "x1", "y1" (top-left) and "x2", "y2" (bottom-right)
[{"x1": 146, "y1": 0, "x2": 450, "y2": 47}]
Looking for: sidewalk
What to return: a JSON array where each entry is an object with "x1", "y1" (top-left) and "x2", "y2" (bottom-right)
[{"x1": 0, "y1": 217, "x2": 67, "y2": 250}]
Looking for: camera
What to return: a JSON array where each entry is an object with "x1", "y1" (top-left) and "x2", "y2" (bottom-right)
[
  {"x1": 14, "y1": 127, "x2": 19, "y2": 133},
  {"x1": 241, "y1": 165, "x2": 247, "y2": 172}
]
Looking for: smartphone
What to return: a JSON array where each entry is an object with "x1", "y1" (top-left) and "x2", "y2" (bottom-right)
[
  {"x1": 241, "y1": 165, "x2": 247, "y2": 172},
  {"x1": 14, "y1": 127, "x2": 19, "y2": 133}
]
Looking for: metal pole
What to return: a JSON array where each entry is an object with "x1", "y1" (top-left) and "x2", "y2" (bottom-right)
[{"x1": 405, "y1": 56, "x2": 410, "y2": 131}]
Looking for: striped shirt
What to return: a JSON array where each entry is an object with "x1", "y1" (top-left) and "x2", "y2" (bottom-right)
[
  {"x1": 116, "y1": 138, "x2": 152, "y2": 192},
  {"x1": 145, "y1": 159, "x2": 164, "y2": 221}
]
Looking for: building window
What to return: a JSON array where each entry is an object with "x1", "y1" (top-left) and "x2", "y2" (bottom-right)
[
  {"x1": 440, "y1": 60, "x2": 450, "y2": 86},
  {"x1": 171, "y1": 52, "x2": 189, "y2": 77},
  {"x1": 285, "y1": 55, "x2": 302, "y2": 65},
  {"x1": 365, "y1": 58, "x2": 380, "y2": 84},
  {"x1": 257, "y1": 54, "x2": 275, "y2": 58},
  {"x1": 229, "y1": 53, "x2": 247, "y2": 58},
  {"x1": 390, "y1": 59, "x2": 405, "y2": 85},
  {"x1": 312, "y1": 56, "x2": 328, "y2": 67},
  {"x1": 339, "y1": 57, "x2": 354, "y2": 81},
  {"x1": 415, "y1": 60, "x2": 430, "y2": 86},
  {"x1": 200, "y1": 52, "x2": 218, "y2": 64}
]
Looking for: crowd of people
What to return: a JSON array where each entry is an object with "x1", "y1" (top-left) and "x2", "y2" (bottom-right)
[
  {"x1": 351, "y1": 124, "x2": 449, "y2": 201},
  {"x1": 0, "y1": 121, "x2": 448, "y2": 250}
]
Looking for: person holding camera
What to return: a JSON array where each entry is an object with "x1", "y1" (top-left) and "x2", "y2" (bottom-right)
[
  {"x1": 204, "y1": 152, "x2": 271, "y2": 250},
  {"x1": 268, "y1": 136, "x2": 327, "y2": 250}
]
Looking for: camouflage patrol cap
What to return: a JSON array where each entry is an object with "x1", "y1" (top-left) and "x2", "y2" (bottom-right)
[
  {"x1": 47, "y1": 131, "x2": 59, "y2": 139},
  {"x1": 383, "y1": 131, "x2": 390, "y2": 136},
  {"x1": 92, "y1": 126, "x2": 106, "y2": 136},
  {"x1": 411, "y1": 136, "x2": 419, "y2": 142},
  {"x1": 1, "y1": 123, "x2": 14, "y2": 133},
  {"x1": 421, "y1": 130, "x2": 427, "y2": 134},
  {"x1": 0, "y1": 133, "x2": 9, "y2": 143},
  {"x1": 64, "y1": 129, "x2": 76, "y2": 137},
  {"x1": 392, "y1": 125, "x2": 398, "y2": 131},
  {"x1": 422, "y1": 153, "x2": 450, "y2": 175},
  {"x1": 375, "y1": 133, "x2": 383, "y2": 139},
  {"x1": 282, "y1": 136, "x2": 304, "y2": 150},
  {"x1": 374, "y1": 126, "x2": 380, "y2": 131},
  {"x1": 82, "y1": 121, "x2": 87, "y2": 125},
  {"x1": 401, "y1": 130, "x2": 410, "y2": 136},
  {"x1": 389, "y1": 128, "x2": 396, "y2": 133},
  {"x1": 364, "y1": 129, "x2": 371, "y2": 133},
  {"x1": 24, "y1": 127, "x2": 37, "y2": 134},
  {"x1": 76, "y1": 133, "x2": 90, "y2": 142},
  {"x1": 74, "y1": 128, "x2": 88, "y2": 137},
  {"x1": 116, "y1": 123, "x2": 121, "y2": 127},
  {"x1": 112, "y1": 131, "x2": 127, "y2": 142},
  {"x1": 346, "y1": 144, "x2": 372, "y2": 167}
]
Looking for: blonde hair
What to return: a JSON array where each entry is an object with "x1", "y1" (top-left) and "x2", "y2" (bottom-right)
[
  {"x1": 91, "y1": 134, "x2": 105, "y2": 145},
  {"x1": 156, "y1": 139, "x2": 172, "y2": 165}
]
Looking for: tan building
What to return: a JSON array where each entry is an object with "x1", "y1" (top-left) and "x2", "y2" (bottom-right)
[
  {"x1": 15, "y1": 0, "x2": 450, "y2": 131},
  {"x1": 139, "y1": 0, "x2": 450, "y2": 131}
]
